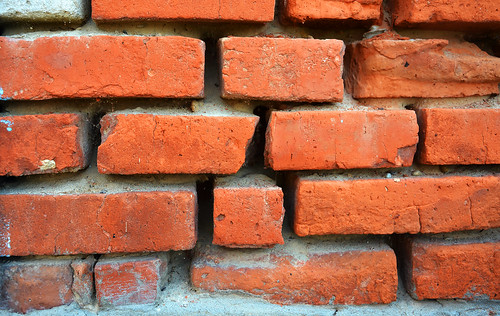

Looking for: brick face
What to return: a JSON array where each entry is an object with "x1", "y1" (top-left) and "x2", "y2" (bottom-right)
[
  {"x1": 92, "y1": 0, "x2": 275, "y2": 22},
  {"x1": 220, "y1": 37, "x2": 345, "y2": 102},
  {"x1": 0, "y1": 36, "x2": 205, "y2": 100},
  {"x1": 417, "y1": 108, "x2": 500, "y2": 165},
  {"x1": 0, "y1": 113, "x2": 89, "y2": 176},
  {"x1": 265, "y1": 110, "x2": 418, "y2": 170}
]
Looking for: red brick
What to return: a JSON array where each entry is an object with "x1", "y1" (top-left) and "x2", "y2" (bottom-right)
[
  {"x1": 213, "y1": 174, "x2": 285, "y2": 248},
  {"x1": 265, "y1": 110, "x2": 418, "y2": 170},
  {"x1": 417, "y1": 108, "x2": 500, "y2": 165},
  {"x1": 0, "y1": 259, "x2": 74, "y2": 313},
  {"x1": 97, "y1": 113, "x2": 258, "y2": 175},
  {"x1": 0, "y1": 36, "x2": 205, "y2": 100},
  {"x1": 192, "y1": 235, "x2": 398, "y2": 305},
  {"x1": 282, "y1": 0, "x2": 382, "y2": 25},
  {"x1": 0, "y1": 190, "x2": 197, "y2": 256},
  {"x1": 345, "y1": 34, "x2": 500, "y2": 98},
  {"x1": 292, "y1": 173, "x2": 500, "y2": 235},
  {"x1": 95, "y1": 254, "x2": 168, "y2": 306},
  {"x1": 93, "y1": 0, "x2": 275, "y2": 22},
  {"x1": 399, "y1": 232, "x2": 500, "y2": 300},
  {"x1": 220, "y1": 37, "x2": 345, "y2": 102},
  {"x1": 0, "y1": 113, "x2": 89, "y2": 176},
  {"x1": 392, "y1": 0, "x2": 500, "y2": 30},
  {"x1": 71, "y1": 256, "x2": 96, "y2": 308}
]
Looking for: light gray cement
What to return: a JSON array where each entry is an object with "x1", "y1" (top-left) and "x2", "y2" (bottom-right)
[{"x1": 0, "y1": 0, "x2": 89, "y2": 23}]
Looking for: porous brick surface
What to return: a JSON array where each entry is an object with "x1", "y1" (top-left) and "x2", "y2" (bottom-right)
[
  {"x1": 265, "y1": 109, "x2": 419, "y2": 170},
  {"x1": 0, "y1": 113, "x2": 90, "y2": 176},
  {"x1": 0, "y1": 36, "x2": 205, "y2": 100}
]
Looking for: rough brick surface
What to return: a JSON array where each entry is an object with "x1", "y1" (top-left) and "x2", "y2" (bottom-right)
[
  {"x1": 0, "y1": 259, "x2": 75, "y2": 314},
  {"x1": 0, "y1": 114, "x2": 89, "y2": 176},
  {"x1": 282, "y1": 0, "x2": 382, "y2": 24},
  {"x1": 417, "y1": 108, "x2": 500, "y2": 165},
  {"x1": 292, "y1": 173, "x2": 500, "y2": 235},
  {"x1": 192, "y1": 235, "x2": 398, "y2": 305},
  {"x1": 345, "y1": 35, "x2": 500, "y2": 98},
  {"x1": 95, "y1": 254, "x2": 168, "y2": 307},
  {"x1": 265, "y1": 110, "x2": 418, "y2": 170},
  {"x1": 392, "y1": 0, "x2": 500, "y2": 29},
  {"x1": 0, "y1": 0, "x2": 88, "y2": 23},
  {"x1": 0, "y1": 190, "x2": 197, "y2": 256},
  {"x1": 93, "y1": 0, "x2": 275, "y2": 22},
  {"x1": 97, "y1": 113, "x2": 258, "y2": 175},
  {"x1": 399, "y1": 232, "x2": 500, "y2": 300},
  {"x1": 0, "y1": 36, "x2": 205, "y2": 100},
  {"x1": 71, "y1": 256, "x2": 96, "y2": 308},
  {"x1": 220, "y1": 37, "x2": 345, "y2": 102},
  {"x1": 213, "y1": 174, "x2": 285, "y2": 248}
]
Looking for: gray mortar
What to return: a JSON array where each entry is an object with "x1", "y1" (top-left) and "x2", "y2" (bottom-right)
[
  {"x1": 0, "y1": 0, "x2": 89, "y2": 24},
  {"x1": 215, "y1": 173, "x2": 279, "y2": 189},
  {"x1": 411, "y1": 227, "x2": 500, "y2": 245}
]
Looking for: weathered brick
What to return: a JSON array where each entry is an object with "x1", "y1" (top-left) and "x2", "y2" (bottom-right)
[
  {"x1": 417, "y1": 108, "x2": 500, "y2": 165},
  {"x1": 0, "y1": 36, "x2": 205, "y2": 100},
  {"x1": 345, "y1": 34, "x2": 500, "y2": 98},
  {"x1": 265, "y1": 109, "x2": 418, "y2": 170},
  {"x1": 392, "y1": 0, "x2": 500, "y2": 29},
  {"x1": 0, "y1": 113, "x2": 90, "y2": 176},
  {"x1": 292, "y1": 172, "x2": 500, "y2": 236},
  {"x1": 213, "y1": 174, "x2": 285, "y2": 248},
  {"x1": 93, "y1": 0, "x2": 275, "y2": 22},
  {"x1": 398, "y1": 230, "x2": 500, "y2": 300},
  {"x1": 0, "y1": 188, "x2": 197, "y2": 256},
  {"x1": 192, "y1": 234, "x2": 398, "y2": 305},
  {"x1": 0, "y1": 0, "x2": 88, "y2": 23},
  {"x1": 282, "y1": 0, "x2": 382, "y2": 25},
  {"x1": 97, "y1": 112, "x2": 258, "y2": 175},
  {"x1": 95, "y1": 254, "x2": 168, "y2": 307},
  {"x1": 71, "y1": 256, "x2": 96, "y2": 308},
  {"x1": 220, "y1": 37, "x2": 345, "y2": 102},
  {"x1": 0, "y1": 258, "x2": 75, "y2": 314}
]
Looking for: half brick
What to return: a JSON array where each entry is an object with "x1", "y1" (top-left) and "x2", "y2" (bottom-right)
[
  {"x1": 0, "y1": 36, "x2": 205, "y2": 100},
  {"x1": 265, "y1": 109, "x2": 418, "y2": 170},
  {"x1": 0, "y1": 113, "x2": 90, "y2": 176},
  {"x1": 220, "y1": 37, "x2": 345, "y2": 102}
]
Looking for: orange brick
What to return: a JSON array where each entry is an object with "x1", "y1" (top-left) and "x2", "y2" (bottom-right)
[
  {"x1": 192, "y1": 235, "x2": 397, "y2": 305},
  {"x1": 399, "y1": 231, "x2": 500, "y2": 300},
  {"x1": 282, "y1": 0, "x2": 382, "y2": 25},
  {"x1": 392, "y1": 0, "x2": 500, "y2": 29},
  {"x1": 345, "y1": 35, "x2": 500, "y2": 98},
  {"x1": 265, "y1": 110, "x2": 418, "y2": 170},
  {"x1": 0, "y1": 36, "x2": 204, "y2": 100},
  {"x1": 93, "y1": 0, "x2": 275, "y2": 22},
  {"x1": 292, "y1": 173, "x2": 500, "y2": 235},
  {"x1": 417, "y1": 108, "x2": 500, "y2": 165},
  {"x1": 95, "y1": 254, "x2": 168, "y2": 306},
  {"x1": 213, "y1": 174, "x2": 285, "y2": 248},
  {"x1": 220, "y1": 37, "x2": 345, "y2": 102},
  {"x1": 97, "y1": 113, "x2": 258, "y2": 175},
  {"x1": 0, "y1": 114, "x2": 90, "y2": 176},
  {"x1": 0, "y1": 190, "x2": 197, "y2": 256}
]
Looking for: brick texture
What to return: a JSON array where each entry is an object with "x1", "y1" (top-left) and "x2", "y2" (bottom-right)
[
  {"x1": 220, "y1": 37, "x2": 345, "y2": 102},
  {"x1": 0, "y1": 36, "x2": 205, "y2": 100},
  {"x1": 213, "y1": 174, "x2": 285, "y2": 248},
  {"x1": 417, "y1": 108, "x2": 500, "y2": 165},
  {"x1": 95, "y1": 254, "x2": 168, "y2": 307},
  {"x1": 265, "y1": 110, "x2": 418, "y2": 170},
  {"x1": 0, "y1": 113, "x2": 89, "y2": 176},
  {"x1": 399, "y1": 232, "x2": 500, "y2": 300},
  {"x1": 282, "y1": 0, "x2": 382, "y2": 25},
  {"x1": 0, "y1": 190, "x2": 197, "y2": 256},
  {"x1": 292, "y1": 173, "x2": 500, "y2": 235},
  {"x1": 192, "y1": 236, "x2": 398, "y2": 305},
  {"x1": 346, "y1": 34, "x2": 500, "y2": 98},
  {"x1": 97, "y1": 113, "x2": 258, "y2": 175},
  {"x1": 93, "y1": 0, "x2": 275, "y2": 22},
  {"x1": 392, "y1": 0, "x2": 500, "y2": 29}
]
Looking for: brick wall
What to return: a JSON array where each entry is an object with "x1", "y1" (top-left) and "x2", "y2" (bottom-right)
[{"x1": 0, "y1": 0, "x2": 499, "y2": 314}]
